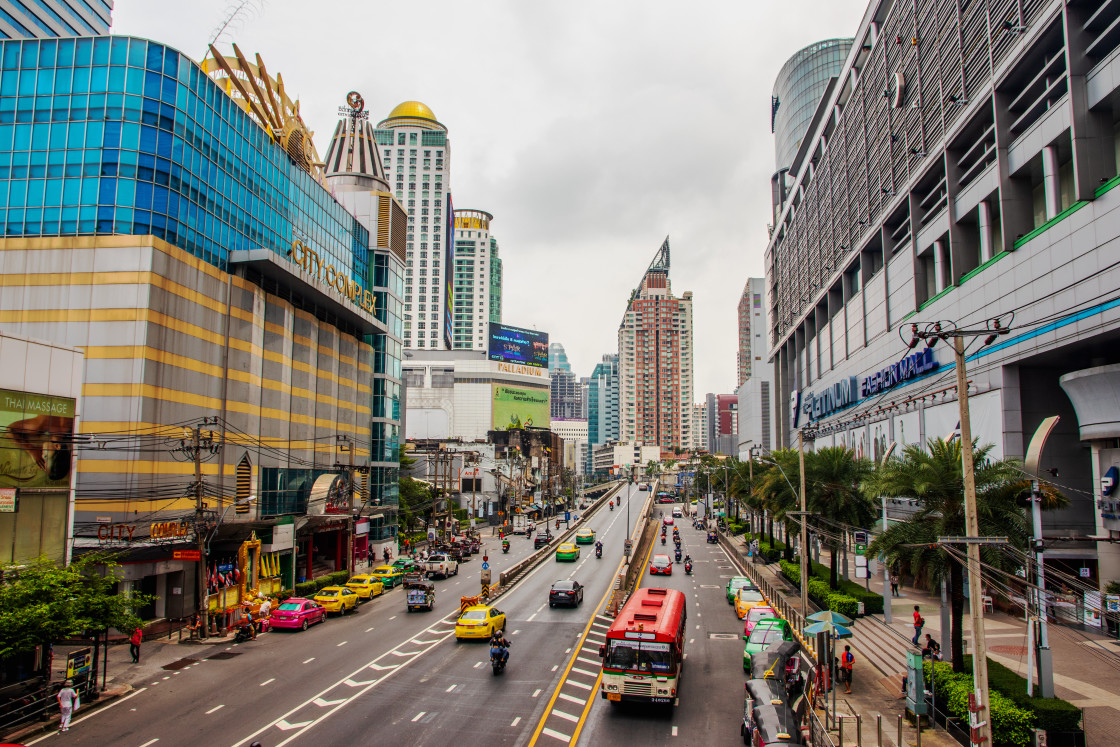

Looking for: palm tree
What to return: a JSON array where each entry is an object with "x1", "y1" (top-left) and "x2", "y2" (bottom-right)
[
  {"x1": 807, "y1": 446, "x2": 876, "y2": 589},
  {"x1": 754, "y1": 449, "x2": 801, "y2": 554},
  {"x1": 865, "y1": 438, "x2": 1057, "y2": 673}
]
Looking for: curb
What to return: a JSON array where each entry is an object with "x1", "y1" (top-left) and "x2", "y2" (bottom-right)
[{"x1": 1, "y1": 685, "x2": 132, "y2": 743}]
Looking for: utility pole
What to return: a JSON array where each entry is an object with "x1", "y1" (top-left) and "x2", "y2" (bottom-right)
[
  {"x1": 882, "y1": 496, "x2": 892, "y2": 624},
  {"x1": 798, "y1": 429, "x2": 809, "y2": 624},
  {"x1": 194, "y1": 424, "x2": 208, "y2": 639},
  {"x1": 953, "y1": 335, "x2": 993, "y2": 747}
]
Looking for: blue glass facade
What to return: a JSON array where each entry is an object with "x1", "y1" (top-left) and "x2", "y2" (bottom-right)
[
  {"x1": 772, "y1": 38, "x2": 852, "y2": 173},
  {"x1": 0, "y1": 35, "x2": 403, "y2": 531}
]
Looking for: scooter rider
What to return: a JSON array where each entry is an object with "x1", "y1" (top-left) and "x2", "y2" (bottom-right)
[
  {"x1": 490, "y1": 630, "x2": 511, "y2": 665},
  {"x1": 595, "y1": 540, "x2": 603, "y2": 558}
]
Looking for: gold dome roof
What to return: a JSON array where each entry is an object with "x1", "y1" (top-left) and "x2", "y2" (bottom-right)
[{"x1": 387, "y1": 101, "x2": 437, "y2": 121}]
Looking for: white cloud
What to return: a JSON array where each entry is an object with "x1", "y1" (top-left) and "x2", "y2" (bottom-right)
[{"x1": 112, "y1": 0, "x2": 867, "y2": 397}]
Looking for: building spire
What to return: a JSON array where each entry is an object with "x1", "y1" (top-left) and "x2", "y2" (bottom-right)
[{"x1": 322, "y1": 91, "x2": 388, "y2": 188}]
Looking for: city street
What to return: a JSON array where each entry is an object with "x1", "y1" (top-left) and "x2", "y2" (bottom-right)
[{"x1": 24, "y1": 488, "x2": 751, "y2": 747}]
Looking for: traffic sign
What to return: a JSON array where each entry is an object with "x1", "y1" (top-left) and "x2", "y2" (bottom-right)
[
  {"x1": 481, "y1": 583, "x2": 490, "y2": 597},
  {"x1": 173, "y1": 550, "x2": 201, "y2": 561},
  {"x1": 481, "y1": 562, "x2": 490, "y2": 570}
]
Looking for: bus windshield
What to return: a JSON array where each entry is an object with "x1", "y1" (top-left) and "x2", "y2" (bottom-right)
[{"x1": 606, "y1": 640, "x2": 674, "y2": 673}]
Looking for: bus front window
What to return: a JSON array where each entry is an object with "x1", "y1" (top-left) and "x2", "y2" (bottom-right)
[{"x1": 607, "y1": 641, "x2": 673, "y2": 673}]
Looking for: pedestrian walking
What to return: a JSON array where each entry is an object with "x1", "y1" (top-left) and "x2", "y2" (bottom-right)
[
  {"x1": 840, "y1": 645, "x2": 854, "y2": 694},
  {"x1": 56, "y1": 679, "x2": 78, "y2": 732},
  {"x1": 890, "y1": 571, "x2": 900, "y2": 597},
  {"x1": 912, "y1": 605, "x2": 925, "y2": 646},
  {"x1": 383, "y1": 547, "x2": 391, "y2": 563},
  {"x1": 129, "y1": 626, "x2": 142, "y2": 663}
]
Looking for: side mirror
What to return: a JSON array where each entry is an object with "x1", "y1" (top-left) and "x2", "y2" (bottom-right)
[{"x1": 599, "y1": 645, "x2": 606, "y2": 658}]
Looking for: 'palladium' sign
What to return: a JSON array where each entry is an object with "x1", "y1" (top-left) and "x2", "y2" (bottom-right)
[{"x1": 287, "y1": 240, "x2": 376, "y2": 315}]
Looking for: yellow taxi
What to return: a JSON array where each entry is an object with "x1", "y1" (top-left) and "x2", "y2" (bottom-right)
[
  {"x1": 454, "y1": 604, "x2": 506, "y2": 640},
  {"x1": 369, "y1": 565, "x2": 405, "y2": 589},
  {"x1": 345, "y1": 574, "x2": 385, "y2": 601},
  {"x1": 313, "y1": 586, "x2": 359, "y2": 615},
  {"x1": 734, "y1": 588, "x2": 768, "y2": 620}
]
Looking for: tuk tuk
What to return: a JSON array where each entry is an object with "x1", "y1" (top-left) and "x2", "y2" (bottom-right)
[
  {"x1": 404, "y1": 574, "x2": 435, "y2": 612},
  {"x1": 707, "y1": 530, "x2": 719, "y2": 544},
  {"x1": 750, "y1": 640, "x2": 800, "y2": 680},
  {"x1": 741, "y1": 701, "x2": 804, "y2": 746}
]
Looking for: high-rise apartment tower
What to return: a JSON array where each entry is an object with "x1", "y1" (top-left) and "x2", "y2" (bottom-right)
[
  {"x1": 451, "y1": 209, "x2": 501, "y2": 350},
  {"x1": 0, "y1": 0, "x2": 112, "y2": 37}
]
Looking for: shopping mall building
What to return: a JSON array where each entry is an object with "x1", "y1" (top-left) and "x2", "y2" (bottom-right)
[
  {"x1": 0, "y1": 36, "x2": 404, "y2": 621},
  {"x1": 764, "y1": 0, "x2": 1120, "y2": 587}
]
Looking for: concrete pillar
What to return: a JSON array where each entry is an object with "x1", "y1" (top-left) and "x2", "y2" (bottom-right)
[
  {"x1": 933, "y1": 240, "x2": 946, "y2": 293},
  {"x1": 1042, "y1": 145, "x2": 1062, "y2": 220},
  {"x1": 978, "y1": 200, "x2": 993, "y2": 263}
]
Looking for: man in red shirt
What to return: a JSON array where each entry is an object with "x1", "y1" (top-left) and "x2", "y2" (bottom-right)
[
  {"x1": 129, "y1": 627, "x2": 142, "y2": 663},
  {"x1": 840, "y1": 645, "x2": 855, "y2": 694},
  {"x1": 912, "y1": 605, "x2": 924, "y2": 646}
]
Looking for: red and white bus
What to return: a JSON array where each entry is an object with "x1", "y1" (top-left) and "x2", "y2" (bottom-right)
[{"x1": 599, "y1": 586, "x2": 687, "y2": 705}]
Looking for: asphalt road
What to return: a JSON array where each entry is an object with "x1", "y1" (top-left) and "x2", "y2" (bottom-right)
[{"x1": 27, "y1": 488, "x2": 749, "y2": 747}]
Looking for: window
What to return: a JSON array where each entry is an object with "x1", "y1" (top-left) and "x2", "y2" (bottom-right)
[{"x1": 409, "y1": 134, "x2": 417, "y2": 144}]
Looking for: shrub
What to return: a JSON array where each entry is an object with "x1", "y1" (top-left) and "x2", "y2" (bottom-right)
[
  {"x1": 825, "y1": 592, "x2": 859, "y2": 617},
  {"x1": 780, "y1": 560, "x2": 800, "y2": 585},
  {"x1": 983, "y1": 658, "x2": 1082, "y2": 733},
  {"x1": 294, "y1": 580, "x2": 317, "y2": 597},
  {"x1": 925, "y1": 660, "x2": 1035, "y2": 747}
]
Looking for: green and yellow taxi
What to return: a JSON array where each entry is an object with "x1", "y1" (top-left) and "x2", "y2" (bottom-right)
[
  {"x1": 390, "y1": 558, "x2": 421, "y2": 574},
  {"x1": 574, "y1": 527, "x2": 595, "y2": 544},
  {"x1": 313, "y1": 585, "x2": 359, "y2": 615},
  {"x1": 726, "y1": 576, "x2": 757, "y2": 605},
  {"x1": 742, "y1": 618, "x2": 794, "y2": 671},
  {"x1": 454, "y1": 604, "x2": 506, "y2": 640},
  {"x1": 556, "y1": 542, "x2": 581, "y2": 562},
  {"x1": 369, "y1": 565, "x2": 405, "y2": 589},
  {"x1": 345, "y1": 574, "x2": 385, "y2": 600}
]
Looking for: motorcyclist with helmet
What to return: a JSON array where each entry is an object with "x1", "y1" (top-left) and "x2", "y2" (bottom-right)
[
  {"x1": 490, "y1": 629, "x2": 511, "y2": 666},
  {"x1": 595, "y1": 540, "x2": 603, "y2": 558}
]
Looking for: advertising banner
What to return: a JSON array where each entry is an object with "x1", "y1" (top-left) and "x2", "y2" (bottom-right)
[
  {"x1": 487, "y1": 323, "x2": 549, "y2": 368},
  {"x1": 492, "y1": 385, "x2": 550, "y2": 429},
  {"x1": 0, "y1": 388, "x2": 76, "y2": 489}
]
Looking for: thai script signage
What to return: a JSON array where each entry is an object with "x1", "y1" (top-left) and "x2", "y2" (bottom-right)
[
  {"x1": 287, "y1": 240, "x2": 376, "y2": 315},
  {"x1": 861, "y1": 348, "x2": 938, "y2": 397}
]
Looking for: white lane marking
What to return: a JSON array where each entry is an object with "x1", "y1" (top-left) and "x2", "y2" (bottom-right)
[
  {"x1": 684, "y1": 654, "x2": 688, "y2": 660},
  {"x1": 576, "y1": 656, "x2": 599, "y2": 665},
  {"x1": 303, "y1": 657, "x2": 315, "y2": 664},
  {"x1": 551, "y1": 665, "x2": 559, "y2": 672},
  {"x1": 591, "y1": 622, "x2": 609, "y2": 629},
  {"x1": 313, "y1": 697, "x2": 346, "y2": 707},
  {"x1": 206, "y1": 704, "x2": 225, "y2": 715},
  {"x1": 446, "y1": 684, "x2": 457, "y2": 693},
  {"x1": 260, "y1": 678, "x2": 275, "y2": 686},
  {"x1": 276, "y1": 720, "x2": 314, "y2": 731},
  {"x1": 139, "y1": 740, "x2": 159, "y2": 747},
  {"x1": 689, "y1": 638, "x2": 694, "y2": 644},
  {"x1": 391, "y1": 650, "x2": 419, "y2": 657},
  {"x1": 150, "y1": 681, "x2": 160, "y2": 685},
  {"x1": 527, "y1": 613, "x2": 537, "y2": 622},
  {"x1": 474, "y1": 661, "x2": 483, "y2": 668},
  {"x1": 532, "y1": 688, "x2": 542, "y2": 697},
  {"x1": 411, "y1": 712, "x2": 426, "y2": 722},
  {"x1": 366, "y1": 627, "x2": 374, "y2": 632},
  {"x1": 553, "y1": 709, "x2": 580, "y2": 723},
  {"x1": 410, "y1": 638, "x2": 439, "y2": 645},
  {"x1": 162, "y1": 676, "x2": 170, "y2": 680},
  {"x1": 511, "y1": 716, "x2": 522, "y2": 727},
  {"x1": 565, "y1": 647, "x2": 572, "y2": 654},
  {"x1": 570, "y1": 666, "x2": 597, "y2": 677},
  {"x1": 336, "y1": 641, "x2": 348, "y2": 647},
  {"x1": 513, "y1": 629, "x2": 521, "y2": 635},
  {"x1": 558, "y1": 692, "x2": 586, "y2": 705},
  {"x1": 368, "y1": 663, "x2": 396, "y2": 671},
  {"x1": 343, "y1": 678, "x2": 375, "y2": 687},
  {"x1": 566, "y1": 679, "x2": 594, "y2": 690},
  {"x1": 389, "y1": 616, "x2": 397, "y2": 620},
  {"x1": 542, "y1": 727, "x2": 571, "y2": 741},
  {"x1": 672, "y1": 726, "x2": 679, "y2": 736}
]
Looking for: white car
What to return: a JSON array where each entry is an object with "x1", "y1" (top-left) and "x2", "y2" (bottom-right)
[{"x1": 672, "y1": 507, "x2": 683, "y2": 519}]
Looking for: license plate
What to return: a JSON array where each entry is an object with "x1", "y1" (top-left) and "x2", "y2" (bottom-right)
[
  {"x1": 608, "y1": 693, "x2": 621, "y2": 701},
  {"x1": 650, "y1": 697, "x2": 671, "y2": 704}
]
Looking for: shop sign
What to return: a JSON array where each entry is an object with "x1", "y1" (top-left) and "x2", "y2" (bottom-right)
[
  {"x1": 218, "y1": 563, "x2": 234, "y2": 573},
  {"x1": 0, "y1": 488, "x2": 16, "y2": 513},
  {"x1": 173, "y1": 549, "x2": 201, "y2": 561},
  {"x1": 151, "y1": 520, "x2": 191, "y2": 540},
  {"x1": 1102, "y1": 466, "x2": 1119, "y2": 497},
  {"x1": 287, "y1": 239, "x2": 375, "y2": 315},
  {"x1": 355, "y1": 519, "x2": 369, "y2": 536},
  {"x1": 496, "y1": 361, "x2": 544, "y2": 377},
  {"x1": 861, "y1": 347, "x2": 938, "y2": 397},
  {"x1": 97, "y1": 523, "x2": 136, "y2": 542},
  {"x1": 800, "y1": 376, "x2": 859, "y2": 423},
  {"x1": 1098, "y1": 499, "x2": 1120, "y2": 521}
]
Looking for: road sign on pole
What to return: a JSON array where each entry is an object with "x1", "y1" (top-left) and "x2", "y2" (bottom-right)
[{"x1": 481, "y1": 561, "x2": 490, "y2": 571}]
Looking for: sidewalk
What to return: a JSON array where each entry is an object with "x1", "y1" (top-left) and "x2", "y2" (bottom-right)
[{"x1": 724, "y1": 533, "x2": 954, "y2": 747}]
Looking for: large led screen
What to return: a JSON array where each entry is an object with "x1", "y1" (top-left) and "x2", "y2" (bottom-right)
[
  {"x1": 492, "y1": 385, "x2": 550, "y2": 430},
  {"x1": 487, "y1": 323, "x2": 548, "y2": 368}
]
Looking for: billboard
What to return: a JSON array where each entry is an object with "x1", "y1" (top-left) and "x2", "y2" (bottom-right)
[
  {"x1": 492, "y1": 385, "x2": 550, "y2": 430},
  {"x1": 0, "y1": 388, "x2": 76, "y2": 489},
  {"x1": 488, "y1": 323, "x2": 549, "y2": 368}
]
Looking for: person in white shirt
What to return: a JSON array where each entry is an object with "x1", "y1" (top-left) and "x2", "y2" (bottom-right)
[{"x1": 56, "y1": 679, "x2": 78, "y2": 732}]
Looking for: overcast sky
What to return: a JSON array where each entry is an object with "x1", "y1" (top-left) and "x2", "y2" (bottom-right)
[{"x1": 113, "y1": 0, "x2": 866, "y2": 397}]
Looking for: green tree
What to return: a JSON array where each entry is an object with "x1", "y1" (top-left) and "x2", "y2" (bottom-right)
[
  {"x1": 397, "y1": 450, "x2": 431, "y2": 534},
  {"x1": 806, "y1": 446, "x2": 875, "y2": 589},
  {"x1": 865, "y1": 438, "x2": 1054, "y2": 673},
  {"x1": 754, "y1": 449, "x2": 801, "y2": 553},
  {"x1": 0, "y1": 554, "x2": 152, "y2": 658}
]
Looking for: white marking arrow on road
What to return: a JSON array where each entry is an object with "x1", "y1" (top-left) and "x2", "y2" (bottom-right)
[
  {"x1": 390, "y1": 650, "x2": 419, "y2": 657},
  {"x1": 312, "y1": 697, "x2": 346, "y2": 707},
  {"x1": 276, "y1": 719, "x2": 314, "y2": 731},
  {"x1": 343, "y1": 678, "x2": 375, "y2": 687},
  {"x1": 368, "y1": 663, "x2": 397, "y2": 671}
]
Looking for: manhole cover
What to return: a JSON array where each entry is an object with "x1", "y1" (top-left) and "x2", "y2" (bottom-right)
[
  {"x1": 717, "y1": 565, "x2": 733, "y2": 569},
  {"x1": 989, "y1": 645, "x2": 1028, "y2": 656},
  {"x1": 161, "y1": 657, "x2": 198, "y2": 670},
  {"x1": 206, "y1": 651, "x2": 243, "y2": 660},
  {"x1": 709, "y1": 633, "x2": 740, "y2": 640}
]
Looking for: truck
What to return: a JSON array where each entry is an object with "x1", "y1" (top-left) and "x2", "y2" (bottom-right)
[
  {"x1": 511, "y1": 514, "x2": 529, "y2": 535},
  {"x1": 422, "y1": 553, "x2": 458, "y2": 579}
]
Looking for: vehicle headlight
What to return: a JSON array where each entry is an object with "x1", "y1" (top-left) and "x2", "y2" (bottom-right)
[{"x1": 607, "y1": 684, "x2": 619, "y2": 692}]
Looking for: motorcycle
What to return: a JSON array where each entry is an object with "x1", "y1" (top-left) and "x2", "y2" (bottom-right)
[
  {"x1": 490, "y1": 643, "x2": 509, "y2": 675},
  {"x1": 609, "y1": 502, "x2": 614, "y2": 511},
  {"x1": 675, "y1": 549, "x2": 682, "y2": 563},
  {"x1": 595, "y1": 545, "x2": 603, "y2": 559},
  {"x1": 661, "y1": 536, "x2": 666, "y2": 545},
  {"x1": 502, "y1": 540, "x2": 510, "y2": 554},
  {"x1": 233, "y1": 622, "x2": 254, "y2": 643},
  {"x1": 685, "y1": 561, "x2": 693, "y2": 575}
]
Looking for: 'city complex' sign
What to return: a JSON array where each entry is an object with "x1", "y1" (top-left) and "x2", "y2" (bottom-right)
[
  {"x1": 287, "y1": 240, "x2": 376, "y2": 315},
  {"x1": 792, "y1": 347, "x2": 940, "y2": 427}
]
